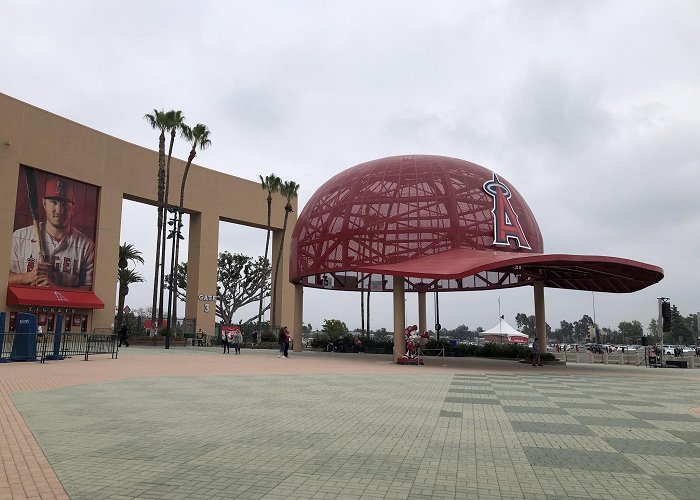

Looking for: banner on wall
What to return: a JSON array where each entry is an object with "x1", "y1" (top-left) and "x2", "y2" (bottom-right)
[
  {"x1": 7, "y1": 166, "x2": 104, "y2": 311},
  {"x1": 9, "y1": 165, "x2": 98, "y2": 291},
  {"x1": 221, "y1": 325, "x2": 241, "y2": 338}
]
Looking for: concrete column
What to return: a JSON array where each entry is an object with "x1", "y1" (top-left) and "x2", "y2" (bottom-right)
[
  {"x1": 91, "y1": 181, "x2": 124, "y2": 332},
  {"x1": 271, "y1": 228, "x2": 296, "y2": 332},
  {"x1": 603, "y1": 351, "x2": 609, "y2": 364},
  {"x1": 533, "y1": 281, "x2": 547, "y2": 353},
  {"x1": 293, "y1": 284, "x2": 303, "y2": 352},
  {"x1": 418, "y1": 291, "x2": 427, "y2": 334},
  {"x1": 184, "y1": 211, "x2": 219, "y2": 338},
  {"x1": 393, "y1": 276, "x2": 406, "y2": 362}
]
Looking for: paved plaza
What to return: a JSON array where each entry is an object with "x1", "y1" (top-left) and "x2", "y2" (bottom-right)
[{"x1": 2, "y1": 347, "x2": 700, "y2": 500}]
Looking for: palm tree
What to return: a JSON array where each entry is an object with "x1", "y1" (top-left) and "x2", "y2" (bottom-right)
[
  {"x1": 116, "y1": 243, "x2": 145, "y2": 331},
  {"x1": 166, "y1": 123, "x2": 211, "y2": 348},
  {"x1": 271, "y1": 180, "x2": 300, "y2": 326},
  {"x1": 144, "y1": 109, "x2": 168, "y2": 337},
  {"x1": 258, "y1": 174, "x2": 281, "y2": 334},
  {"x1": 157, "y1": 110, "x2": 186, "y2": 333}
]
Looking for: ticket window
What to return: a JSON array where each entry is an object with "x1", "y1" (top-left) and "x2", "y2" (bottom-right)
[
  {"x1": 48, "y1": 313, "x2": 56, "y2": 332},
  {"x1": 81, "y1": 315, "x2": 88, "y2": 333},
  {"x1": 9, "y1": 312, "x2": 17, "y2": 332},
  {"x1": 65, "y1": 314, "x2": 72, "y2": 332}
]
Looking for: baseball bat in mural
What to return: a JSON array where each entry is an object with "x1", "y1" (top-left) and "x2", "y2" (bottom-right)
[{"x1": 23, "y1": 167, "x2": 48, "y2": 263}]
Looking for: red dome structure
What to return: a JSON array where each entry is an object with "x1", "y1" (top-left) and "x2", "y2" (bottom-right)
[{"x1": 290, "y1": 155, "x2": 663, "y2": 294}]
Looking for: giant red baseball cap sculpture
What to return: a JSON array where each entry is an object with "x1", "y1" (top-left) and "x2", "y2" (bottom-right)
[{"x1": 290, "y1": 155, "x2": 663, "y2": 293}]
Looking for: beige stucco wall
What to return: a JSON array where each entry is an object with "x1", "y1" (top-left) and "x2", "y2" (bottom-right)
[{"x1": 0, "y1": 93, "x2": 298, "y2": 338}]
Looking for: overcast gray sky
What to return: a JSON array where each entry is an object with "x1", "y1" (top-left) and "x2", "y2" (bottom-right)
[{"x1": 2, "y1": 1, "x2": 698, "y2": 334}]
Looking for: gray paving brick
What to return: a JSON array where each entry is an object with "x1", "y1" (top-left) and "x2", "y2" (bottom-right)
[{"x1": 9, "y1": 350, "x2": 700, "y2": 500}]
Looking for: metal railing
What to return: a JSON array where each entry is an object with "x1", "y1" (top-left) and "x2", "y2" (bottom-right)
[{"x1": 0, "y1": 331, "x2": 118, "y2": 363}]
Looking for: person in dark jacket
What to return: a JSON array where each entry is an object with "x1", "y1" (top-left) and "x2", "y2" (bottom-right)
[
  {"x1": 118, "y1": 324, "x2": 130, "y2": 347},
  {"x1": 278, "y1": 327, "x2": 286, "y2": 358}
]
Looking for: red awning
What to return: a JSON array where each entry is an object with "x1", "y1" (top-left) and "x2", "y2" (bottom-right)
[{"x1": 7, "y1": 286, "x2": 105, "y2": 309}]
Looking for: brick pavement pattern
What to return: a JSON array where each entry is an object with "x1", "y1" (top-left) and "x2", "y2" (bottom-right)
[{"x1": 2, "y1": 347, "x2": 700, "y2": 499}]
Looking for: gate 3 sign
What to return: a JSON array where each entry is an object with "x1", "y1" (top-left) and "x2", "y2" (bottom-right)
[{"x1": 198, "y1": 294, "x2": 215, "y2": 313}]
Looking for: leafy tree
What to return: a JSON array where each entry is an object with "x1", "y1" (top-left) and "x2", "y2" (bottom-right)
[
  {"x1": 258, "y1": 174, "x2": 282, "y2": 330},
  {"x1": 618, "y1": 320, "x2": 643, "y2": 344},
  {"x1": 669, "y1": 305, "x2": 693, "y2": 344},
  {"x1": 573, "y1": 314, "x2": 595, "y2": 342},
  {"x1": 555, "y1": 320, "x2": 575, "y2": 342},
  {"x1": 272, "y1": 180, "x2": 300, "y2": 326},
  {"x1": 601, "y1": 326, "x2": 618, "y2": 344},
  {"x1": 166, "y1": 251, "x2": 270, "y2": 326},
  {"x1": 647, "y1": 318, "x2": 660, "y2": 342},
  {"x1": 515, "y1": 313, "x2": 535, "y2": 337},
  {"x1": 116, "y1": 243, "x2": 145, "y2": 330},
  {"x1": 322, "y1": 319, "x2": 348, "y2": 339},
  {"x1": 451, "y1": 324, "x2": 475, "y2": 341}
]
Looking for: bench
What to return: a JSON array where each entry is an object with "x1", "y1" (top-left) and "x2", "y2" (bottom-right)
[{"x1": 666, "y1": 360, "x2": 688, "y2": 368}]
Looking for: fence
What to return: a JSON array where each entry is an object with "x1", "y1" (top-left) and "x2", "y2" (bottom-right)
[{"x1": 0, "y1": 331, "x2": 118, "y2": 363}]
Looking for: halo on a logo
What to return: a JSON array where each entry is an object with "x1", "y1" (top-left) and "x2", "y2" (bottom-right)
[{"x1": 483, "y1": 173, "x2": 531, "y2": 250}]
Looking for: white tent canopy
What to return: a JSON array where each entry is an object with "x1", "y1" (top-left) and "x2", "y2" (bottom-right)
[{"x1": 481, "y1": 318, "x2": 529, "y2": 338}]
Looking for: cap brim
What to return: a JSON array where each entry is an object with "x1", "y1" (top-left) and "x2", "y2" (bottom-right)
[{"x1": 354, "y1": 248, "x2": 664, "y2": 293}]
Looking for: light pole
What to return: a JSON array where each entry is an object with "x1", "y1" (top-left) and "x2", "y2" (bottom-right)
[{"x1": 434, "y1": 290, "x2": 441, "y2": 342}]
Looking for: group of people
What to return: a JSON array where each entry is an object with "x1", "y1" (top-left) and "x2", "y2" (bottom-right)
[{"x1": 221, "y1": 328, "x2": 243, "y2": 354}]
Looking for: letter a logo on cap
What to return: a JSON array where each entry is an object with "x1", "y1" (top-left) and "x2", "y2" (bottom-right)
[
  {"x1": 44, "y1": 177, "x2": 74, "y2": 202},
  {"x1": 483, "y1": 173, "x2": 531, "y2": 250}
]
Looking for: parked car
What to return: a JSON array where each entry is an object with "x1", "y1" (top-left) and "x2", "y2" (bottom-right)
[{"x1": 662, "y1": 345, "x2": 691, "y2": 356}]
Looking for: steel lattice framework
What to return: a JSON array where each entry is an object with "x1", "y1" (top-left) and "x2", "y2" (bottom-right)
[{"x1": 290, "y1": 155, "x2": 663, "y2": 293}]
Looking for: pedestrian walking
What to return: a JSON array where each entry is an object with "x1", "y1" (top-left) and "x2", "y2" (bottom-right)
[
  {"x1": 118, "y1": 324, "x2": 130, "y2": 347},
  {"x1": 532, "y1": 339, "x2": 542, "y2": 366},
  {"x1": 278, "y1": 327, "x2": 286, "y2": 358},
  {"x1": 233, "y1": 329, "x2": 242, "y2": 354},
  {"x1": 251, "y1": 329, "x2": 258, "y2": 348}
]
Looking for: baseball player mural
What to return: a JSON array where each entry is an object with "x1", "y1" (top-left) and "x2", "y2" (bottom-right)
[{"x1": 9, "y1": 166, "x2": 97, "y2": 290}]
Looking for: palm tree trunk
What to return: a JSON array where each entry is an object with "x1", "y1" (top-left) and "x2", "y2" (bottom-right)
[
  {"x1": 258, "y1": 194, "x2": 272, "y2": 333},
  {"x1": 165, "y1": 219, "x2": 177, "y2": 349},
  {"x1": 167, "y1": 147, "x2": 196, "y2": 346},
  {"x1": 272, "y1": 206, "x2": 291, "y2": 327},
  {"x1": 150, "y1": 206, "x2": 163, "y2": 336},
  {"x1": 171, "y1": 210, "x2": 183, "y2": 338},
  {"x1": 157, "y1": 136, "x2": 175, "y2": 331},
  {"x1": 150, "y1": 130, "x2": 166, "y2": 337}
]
